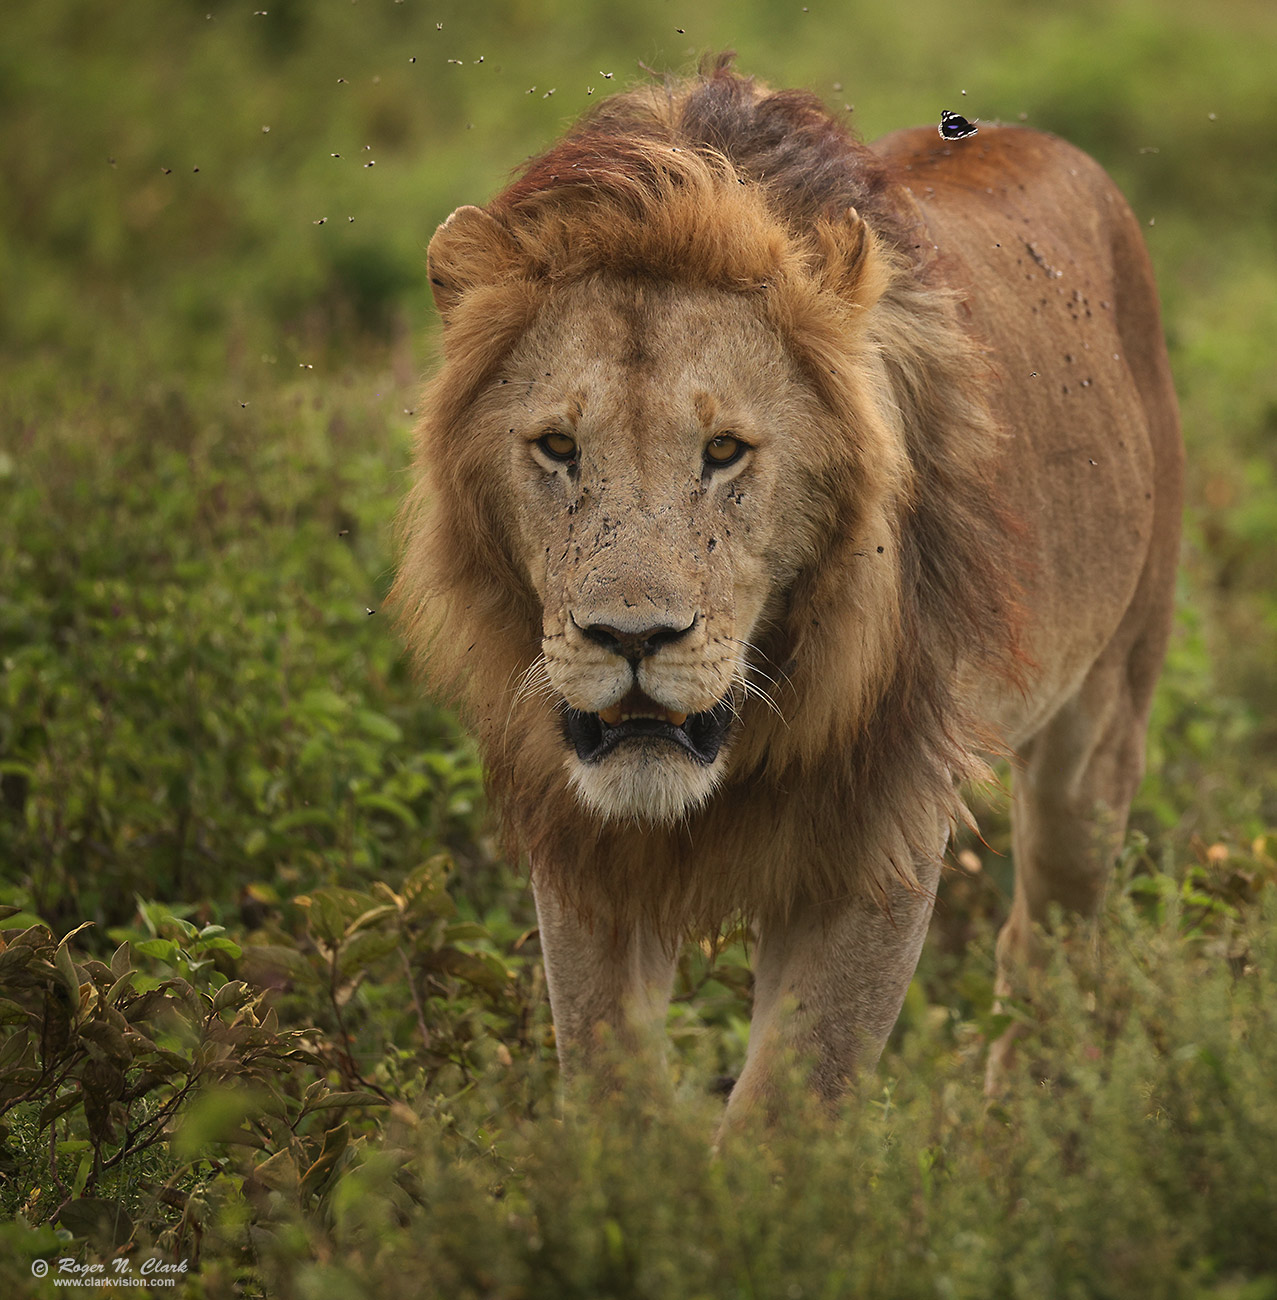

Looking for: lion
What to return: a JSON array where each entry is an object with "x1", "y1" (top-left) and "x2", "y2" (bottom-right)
[{"x1": 393, "y1": 56, "x2": 1183, "y2": 1116}]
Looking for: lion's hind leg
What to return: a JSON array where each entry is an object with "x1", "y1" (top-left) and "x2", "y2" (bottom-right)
[{"x1": 986, "y1": 591, "x2": 1175, "y2": 1092}]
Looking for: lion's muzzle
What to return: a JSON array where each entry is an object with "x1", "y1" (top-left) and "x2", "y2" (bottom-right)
[{"x1": 558, "y1": 609, "x2": 736, "y2": 767}]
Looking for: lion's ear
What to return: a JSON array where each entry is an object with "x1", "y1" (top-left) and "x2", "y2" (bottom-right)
[
  {"x1": 815, "y1": 207, "x2": 889, "y2": 312},
  {"x1": 426, "y1": 205, "x2": 521, "y2": 324}
]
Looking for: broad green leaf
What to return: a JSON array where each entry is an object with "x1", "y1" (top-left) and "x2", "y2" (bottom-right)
[
  {"x1": 134, "y1": 938, "x2": 180, "y2": 963},
  {"x1": 355, "y1": 791, "x2": 418, "y2": 828},
  {"x1": 299, "y1": 1122, "x2": 351, "y2": 1201},
  {"x1": 56, "y1": 1197, "x2": 135, "y2": 1250},
  {"x1": 270, "y1": 807, "x2": 336, "y2": 835},
  {"x1": 354, "y1": 709, "x2": 403, "y2": 743}
]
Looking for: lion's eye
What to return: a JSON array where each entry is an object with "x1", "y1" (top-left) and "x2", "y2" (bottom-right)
[
  {"x1": 536, "y1": 431, "x2": 578, "y2": 463},
  {"x1": 703, "y1": 434, "x2": 748, "y2": 469}
]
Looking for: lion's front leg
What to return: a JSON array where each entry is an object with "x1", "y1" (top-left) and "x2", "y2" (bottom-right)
[
  {"x1": 723, "y1": 851, "x2": 942, "y2": 1126},
  {"x1": 533, "y1": 877, "x2": 679, "y2": 1094}
]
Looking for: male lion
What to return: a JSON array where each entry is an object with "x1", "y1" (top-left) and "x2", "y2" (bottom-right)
[{"x1": 394, "y1": 58, "x2": 1182, "y2": 1116}]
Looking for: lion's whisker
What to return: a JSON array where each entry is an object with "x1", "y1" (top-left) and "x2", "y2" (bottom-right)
[
  {"x1": 726, "y1": 635, "x2": 795, "y2": 696},
  {"x1": 721, "y1": 637, "x2": 791, "y2": 724},
  {"x1": 734, "y1": 670, "x2": 788, "y2": 726},
  {"x1": 504, "y1": 655, "x2": 558, "y2": 751}
]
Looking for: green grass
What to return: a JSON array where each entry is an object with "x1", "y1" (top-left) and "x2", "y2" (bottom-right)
[{"x1": 2, "y1": 0, "x2": 1276, "y2": 1294}]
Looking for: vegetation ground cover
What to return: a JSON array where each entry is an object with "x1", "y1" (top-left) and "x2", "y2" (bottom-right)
[{"x1": 2, "y1": 0, "x2": 1276, "y2": 1294}]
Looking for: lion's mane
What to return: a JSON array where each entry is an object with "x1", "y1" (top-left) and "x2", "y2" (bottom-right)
[{"x1": 394, "y1": 56, "x2": 1024, "y2": 935}]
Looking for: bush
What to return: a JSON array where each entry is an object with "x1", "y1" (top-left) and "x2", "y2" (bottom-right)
[{"x1": 239, "y1": 887, "x2": 1277, "y2": 1300}]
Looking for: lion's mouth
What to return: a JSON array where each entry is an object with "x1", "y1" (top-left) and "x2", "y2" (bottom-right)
[{"x1": 564, "y1": 690, "x2": 734, "y2": 766}]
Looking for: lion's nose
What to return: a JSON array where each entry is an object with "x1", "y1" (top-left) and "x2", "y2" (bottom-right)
[{"x1": 577, "y1": 615, "x2": 698, "y2": 663}]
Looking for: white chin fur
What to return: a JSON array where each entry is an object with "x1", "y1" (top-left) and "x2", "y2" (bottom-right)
[{"x1": 567, "y1": 748, "x2": 723, "y2": 826}]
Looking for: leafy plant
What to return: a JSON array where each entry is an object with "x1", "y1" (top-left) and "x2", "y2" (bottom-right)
[
  {"x1": 0, "y1": 908, "x2": 369, "y2": 1268},
  {"x1": 253, "y1": 855, "x2": 549, "y2": 1102}
]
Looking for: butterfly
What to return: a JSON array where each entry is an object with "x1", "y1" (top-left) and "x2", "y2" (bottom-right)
[{"x1": 939, "y1": 109, "x2": 978, "y2": 140}]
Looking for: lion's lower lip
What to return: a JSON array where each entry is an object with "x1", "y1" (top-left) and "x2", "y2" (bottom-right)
[{"x1": 564, "y1": 698, "x2": 734, "y2": 765}]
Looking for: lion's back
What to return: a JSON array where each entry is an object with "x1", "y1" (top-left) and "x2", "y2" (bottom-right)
[{"x1": 872, "y1": 123, "x2": 1182, "y2": 743}]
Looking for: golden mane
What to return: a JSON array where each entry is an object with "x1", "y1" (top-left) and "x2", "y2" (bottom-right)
[{"x1": 394, "y1": 56, "x2": 1025, "y2": 935}]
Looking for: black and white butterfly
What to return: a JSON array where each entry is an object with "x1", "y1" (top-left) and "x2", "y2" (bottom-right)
[{"x1": 939, "y1": 109, "x2": 978, "y2": 140}]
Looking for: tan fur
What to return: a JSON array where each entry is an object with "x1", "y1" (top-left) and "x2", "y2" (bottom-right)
[{"x1": 393, "y1": 58, "x2": 1182, "y2": 1110}]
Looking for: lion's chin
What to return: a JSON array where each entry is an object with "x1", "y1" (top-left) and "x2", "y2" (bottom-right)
[
  {"x1": 567, "y1": 745, "x2": 724, "y2": 827},
  {"x1": 558, "y1": 694, "x2": 735, "y2": 825}
]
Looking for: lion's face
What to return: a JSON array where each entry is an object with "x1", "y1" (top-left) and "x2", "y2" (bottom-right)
[{"x1": 472, "y1": 278, "x2": 829, "y2": 824}]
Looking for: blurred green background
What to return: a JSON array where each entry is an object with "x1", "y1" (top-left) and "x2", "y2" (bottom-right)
[
  {"x1": 3, "y1": 0, "x2": 1277, "y2": 1288},
  {"x1": 4, "y1": 0, "x2": 1275, "y2": 926}
]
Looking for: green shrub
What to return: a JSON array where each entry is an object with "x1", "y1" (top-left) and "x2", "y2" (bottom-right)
[
  {"x1": 0, "y1": 907, "x2": 357, "y2": 1262},
  {"x1": 222, "y1": 887, "x2": 1277, "y2": 1300}
]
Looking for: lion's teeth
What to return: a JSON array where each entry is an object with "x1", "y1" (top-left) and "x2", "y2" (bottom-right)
[{"x1": 596, "y1": 706, "x2": 689, "y2": 728}]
